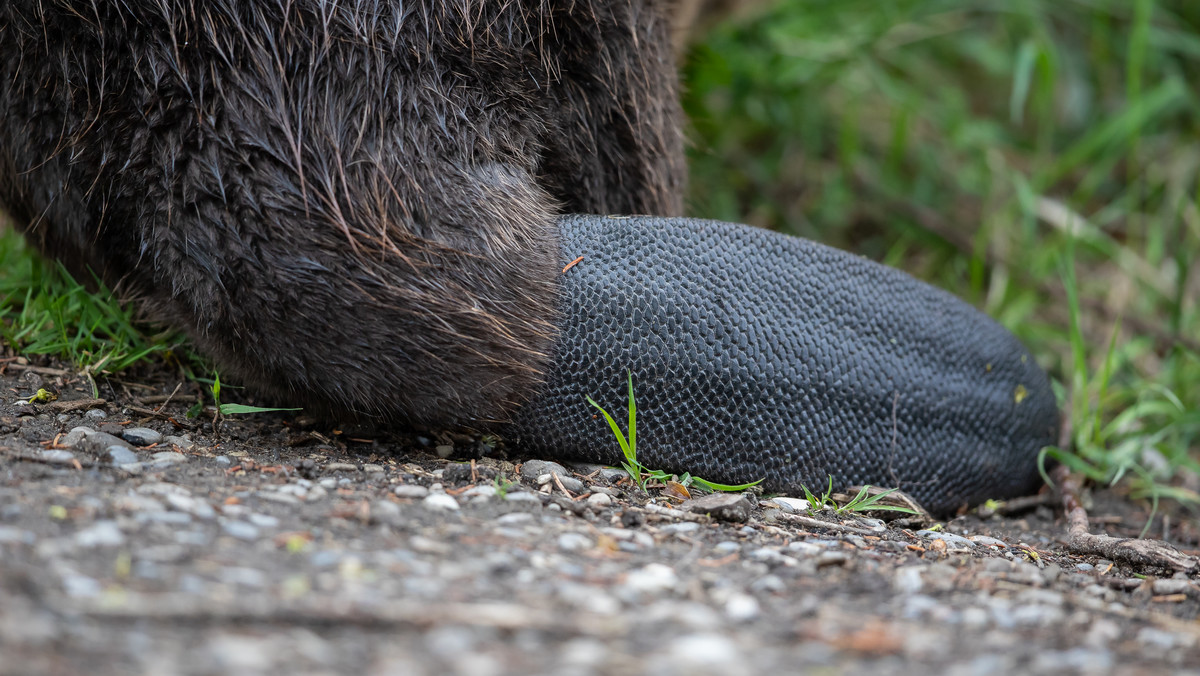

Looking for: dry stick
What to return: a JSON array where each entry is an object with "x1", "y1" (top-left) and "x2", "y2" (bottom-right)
[
  {"x1": 774, "y1": 512, "x2": 881, "y2": 537},
  {"x1": 1052, "y1": 464, "x2": 1198, "y2": 574},
  {"x1": 43, "y1": 397, "x2": 106, "y2": 413}
]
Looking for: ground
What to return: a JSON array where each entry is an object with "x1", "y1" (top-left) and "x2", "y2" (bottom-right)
[{"x1": 0, "y1": 358, "x2": 1198, "y2": 676}]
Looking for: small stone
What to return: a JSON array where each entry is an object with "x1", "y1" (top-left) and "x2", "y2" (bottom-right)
[
  {"x1": 434, "y1": 444, "x2": 455, "y2": 458},
  {"x1": 681, "y1": 492, "x2": 753, "y2": 522},
  {"x1": 496, "y1": 512, "x2": 534, "y2": 525},
  {"x1": 894, "y1": 567, "x2": 925, "y2": 594},
  {"x1": 713, "y1": 541, "x2": 740, "y2": 554},
  {"x1": 84, "y1": 409, "x2": 107, "y2": 420},
  {"x1": 164, "y1": 493, "x2": 216, "y2": 520},
  {"x1": 102, "y1": 446, "x2": 140, "y2": 465},
  {"x1": 221, "y1": 521, "x2": 260, "y2": 540},
  {"x1": 39, "y1": 449, "x2": 76, "y2": 464},
  {"x1": 74, "y1": 520, "x2": 125, "y2": 547},
  {"x1": 213, "y1": 455, "x2": 232, "y2": 466},
  {"x1": 163, "y1": 435, "x2": 195, "y2": 450},
  {"x1": 462, "y1": 485, "x2": 496, "y2": 499},
  {"x1": 362, "y1": 463, "x2": 385, "y2": 474},
  {"x1": 1152, "y1": 579, "x2": 1194, "y2": 595},
  {"x1": 149, "y1": 451, "x2": 188, "y2": 466},
  {"x1": 666, "y1": 633, "x2": 739, "y2": 666},
  {"x1": 520, "y1": 459, "x2": 570, "y2": 482},
  {"x1": 121, "y1": 427, "x2": 163, "y2": 446},
  {"x1": 586, "y1": 492, "x2": 612, "y2": 508},
  {"x1": 750, "y1": 575, "x2": 786, "y2": 594},
  {"x1": 769, "y1": 497, "x2": 811, "y2": 514},
  {"x1": 502, "y1": 492, "x2": 543, "y2": 505},
  {"x1": 422, "y1": 494, "x2": 460, "y2": 511},
  {"x1": 969, "y1": 535, "x2": 1008, "y2": 548},
  {"x1": 60, "y1": 426, "x2": 95, "y2": 448},
  {"x1": 661, "y1": 522, "x2": 700, "y2": 534},
  {"x1": 916, "y1": 530, "x2": 975, "y2": 549},
  {"x1": 724, "y1": 593, "x2": 760, "y2": 621},
  {"x1": 324, "y1": 462, "x2": 358, "y2": 472},
  {"x1": 1075, "y1": 563, "x2": 1095, "y2": 571},
  {"x1": 256, "y1": 492, "x2": 302, "y2": 506},
  {"x1": 0, "y1": 527, "x2": 35, "y2": 544},
  {"x1": 623, "y1": 563, "x2": 678, "y2": 595},
  {"x1": 558, "y1": 532, "x2": 593, "y2": 552},
  {"x1": 247, "y1": 513, "x2": 280, "y2": 528},
  {"x1": 393, "y1": 485, "x2": 430, "y2": 499}
]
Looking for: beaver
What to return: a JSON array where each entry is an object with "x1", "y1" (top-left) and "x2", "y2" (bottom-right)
[{"x1": 0, "y1": 0, "x2": 1057, "y2": 512}]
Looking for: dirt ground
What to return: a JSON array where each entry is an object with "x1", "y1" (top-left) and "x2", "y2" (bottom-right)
[{"x1": 1, "y1": 358, "x2": 1198, "y2": 676}]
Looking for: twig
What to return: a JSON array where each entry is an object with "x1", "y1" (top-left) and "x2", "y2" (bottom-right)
[
  {"x1": 643, "y1": 502, "x2": 707, "y2": 522},
  {"x1": 6, "y1": 363, "x2": 72, "y2": 377},
  {"x1": 1052, "y1": 464, "x2": 1198, "y2": 573},
  {"x1": 43, "y1": 398, "x2": 106, "y2": 413},
  {"x1": 775, "y1": 512, "x2": 880, "y2": 536}
]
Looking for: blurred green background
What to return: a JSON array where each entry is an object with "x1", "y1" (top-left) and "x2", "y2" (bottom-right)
[
  {"x1": 1, "y1": 0, "x2": 1197, "y2": 504},
  {"x1": 682, "y1": 0, "x2": 1199, "y2": 501}
]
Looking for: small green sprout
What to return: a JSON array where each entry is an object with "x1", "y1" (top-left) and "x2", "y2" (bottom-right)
[{"x1": 587, "y1": 371, "x2": 762, "y2": 494}]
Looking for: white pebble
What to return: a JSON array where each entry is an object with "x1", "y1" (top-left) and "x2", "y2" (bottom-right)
[{"x1": 422, "y1": 493, "x2": 459, "y2": 511}]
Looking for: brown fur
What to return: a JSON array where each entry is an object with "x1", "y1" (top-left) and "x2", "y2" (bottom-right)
[{"x1": 0, "y1": 0, "x2": 685, "y2": 427}]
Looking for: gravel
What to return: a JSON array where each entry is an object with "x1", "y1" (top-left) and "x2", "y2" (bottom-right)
[{"x1": 0, "y1": 369, "x2": 1197, "y2": 676}]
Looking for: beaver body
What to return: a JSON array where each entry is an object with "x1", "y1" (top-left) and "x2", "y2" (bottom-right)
[{"x1": 0, "y1": 1, "x2": 1057, "y2": 512}]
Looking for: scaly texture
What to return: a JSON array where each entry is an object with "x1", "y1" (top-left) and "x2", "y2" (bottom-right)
[{"x1": 515, "y1": 216, "x2": 1058, "y2": 514}]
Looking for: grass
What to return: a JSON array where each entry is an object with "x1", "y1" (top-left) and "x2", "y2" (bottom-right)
[
  {"x1": 0, "y1": 226, "x2": 177, "y2": 376},
  {"x1": 1, "y1": 0, "x2": 1197, "y2": 504},
  {"x1": 800, "y1": 476, "x2": 920, "y2": 515},
  {"x1": 683, "y1": 0, "x2": 1200, "y2": 505},
  {"x1": 587, "y1": 371, "x2": 763, "y2": 493}
]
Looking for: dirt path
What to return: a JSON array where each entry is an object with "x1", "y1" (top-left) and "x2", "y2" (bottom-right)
[{"x1": 1, "y1": 361, "x2": 1198, "y2": 675}]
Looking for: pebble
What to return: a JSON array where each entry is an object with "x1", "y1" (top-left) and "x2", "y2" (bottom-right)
[
  {"x1": 213, "y1": 455, "x2": 232, "y2": 466},
  {"x1": 969, "y1": 535, "x2": 1008, "y2": 548},
  {"x1": 681, "y1": 492, "x2": 753, "y2": 522},
  {"x1": 149, "y1": 451, "x2": 188, "y2": 466},
  {"x1": 325, "y1": 462, "x2": 358, "y2": 472},
  {"x1": 60, "y1": 426, "x2": 95, "y2": 447},
  {"x1": 557, "y1": 533, "x2": 593, "y2": 552},
  {"x1": 915, "y1": 530, "x2": 975, "y2": 549},
  {"x1": 102, "y1": 447, "x2": 140, "y2": 465},
  {"x1": 256, "y1": 492, "x2": 302, "y2": 506},
  {"x1": 1151, "y1": 579, "x2": 1193, "y2": 595},
  {"x1": 713, "y1": 541, "x2": 740, "y2": 554},
  {"x1": 362, "y1": 463, "x2": 385, "y2": 474},
  {"x1": 502, "y1": 492, "x2": 543, "y2": 505},
  {"x1": 666, "y1": 633, "x2": 740, "y2": 666},
  {"x1": 496, "y1": 513, "x2": 534, "y2": 526},
  {"x1": 164, "y1": 493, "x2": 216, "y2": 520},
  {"x1": 221, "y1": 521, "x2": 260, "y2": 540},
  {"x1": 39, "y1": 449, "x2": 76, "y2": 464},
  {"x1": 164, "y1": 435, "x2": 195, "y2": 450},
  {"x1": 422, "y1": 494, "x2": 460, "y2": 511},
  {"x1": 623, "y1": 563, "x2": 678, "y2": 596},
  {"x1": 586, "y1": 492, "x2": 612, "y2": 508},
  {"x1": 768, "y1": 496, "x2": 811, "y2": 513},
  {"x1": 724, "y1": 593, "x2": 760, "y2": 621},
  {"x1": 462, "y1": 485, "x2": 496, "y2": 499},
  {"x1": 661, "y1": 522, "x2": 700, "y2": 535},
  {"x1": 750, "y1": 575, "x2": 786, "y2": 594},
  {"x1": 84, "y1": 409, "x2": 107, "y2": 420},
  {"x1": 247, "y1": 513, "x2": 280, "y2": 529},
  {"x1": 894, "y1": 566, "x2": 925, "y2": 594},
  {"x1": 393, "y1": 485, "x2": 430, "y2": 499},
  {"x1": 520, "y1": 459, "x2": 570, "y2": 482},
  {"x1": 434, "y1": 444, "x2": 455, "y2": 458},
  {"x1": 0, "y1": 526, "x2": 36, "y2": 545},
  {"x1": 121, "y1": 427, "x2": 163, "y2": 446},
  {"x1": 74, "y1": 520, "x2": 125, "y2": 547}
]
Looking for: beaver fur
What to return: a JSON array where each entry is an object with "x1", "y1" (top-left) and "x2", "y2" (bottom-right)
[{"x1": 0, "y1": 0, "x2": 685, "y2": 426}]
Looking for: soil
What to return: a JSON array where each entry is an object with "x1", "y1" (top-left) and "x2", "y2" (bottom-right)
[{"x1": 1, "y1": 358, "x2": 1198, "y2": 676}]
